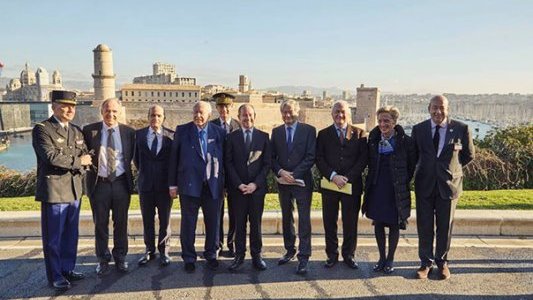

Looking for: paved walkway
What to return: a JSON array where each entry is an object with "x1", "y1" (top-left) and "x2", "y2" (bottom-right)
[{"x1": 0, "y1": 235, "x2": 532, "y2": 299}]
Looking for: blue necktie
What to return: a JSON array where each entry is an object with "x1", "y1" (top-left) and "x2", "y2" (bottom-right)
[
  {"x1": 150, "y1": 132, "x2": 158, "y2": 156},
  {"x1": 199, "y1": 130, "x2": 207, "y2": 159},
  {"x1": 286, "y1": 126, "x2": 293, "y2": 153}
]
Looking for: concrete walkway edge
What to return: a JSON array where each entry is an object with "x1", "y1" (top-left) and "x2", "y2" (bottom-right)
[{"x1": 0, "y1": 209, "x2": 532, "y2": 237}]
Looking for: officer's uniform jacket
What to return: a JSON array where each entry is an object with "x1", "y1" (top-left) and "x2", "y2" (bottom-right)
[{"x1": 32, "y1": 116, "x2": 88, "y2": 203}]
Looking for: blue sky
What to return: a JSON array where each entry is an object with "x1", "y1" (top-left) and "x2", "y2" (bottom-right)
[{"x1": 1, "y1": 0, "x2": 532, "y2": 93}]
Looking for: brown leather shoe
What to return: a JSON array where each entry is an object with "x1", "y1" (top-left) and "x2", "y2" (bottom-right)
[
  {"x1": 438, "y1": 264, "x2": 451, "y2": 280},
  {"x1": 416, "y1": 265, "x2": 433, "y2": 279}
]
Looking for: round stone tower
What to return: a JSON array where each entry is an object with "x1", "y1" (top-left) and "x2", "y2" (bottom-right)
[{"x1": 92, "y1": 44, "x2": 116, "y2": 101}]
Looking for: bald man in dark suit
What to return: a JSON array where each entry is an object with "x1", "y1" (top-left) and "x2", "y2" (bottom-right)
[{"x1": 411, "y1": 95, "x2": 474, "y2": 280}]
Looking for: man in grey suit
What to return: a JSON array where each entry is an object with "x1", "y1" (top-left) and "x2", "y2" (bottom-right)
[
  {"x1": 411, "y1": 95, "x2": 474, "y2": 280},
  {"x1": 271, "y1": 99, "x2": 316, "y2": 275},
  {"x1": 83, "y1": 98, "x2": 136, "y2": 275}
]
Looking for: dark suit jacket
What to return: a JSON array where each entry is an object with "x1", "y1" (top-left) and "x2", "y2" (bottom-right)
[
  {"x1": 210, "y1": 118, "x2": 241, "y2": 133},
  {"x1": 168, "y1": 122, "x2": 226, "y2": 199},
  {"x1": 316, "y1": 124, "x2": 367, "y2": 196},
  {"x1": 225, "y1": 128, "x2": 271, "y2": 196},
  {"x1": 82, "y1": 122, "x2": 136, "y2": 197},
  {"x1": 134, "y1": 126, "x2": 174, "y2": 192},
  {"x1": 271, "y1": 122, "x2": 317, "y2": 188},
  {"x1": 32, "y1": 116, "x2": 88, "y2": 203},
  {"x1": 411, "y1": 119, "x2": 475, "y2": 200}
]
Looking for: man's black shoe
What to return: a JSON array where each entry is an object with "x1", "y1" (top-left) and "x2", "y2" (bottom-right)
[
  {"x1": 138, "y1": 252, "x2": 156, "y2": 266},
  {"x1": 252, "y1": 258, "x2": 267, "y2": 271},
  {"x1": 324, "y1": 257, "x2": 338, "y2": 268},
  {"x1": 116, "y1": 261, "x2": 129, "y2": 273},
  {"x1": 278, "y1": 252, "x2": 296, "y2": 265},
  {"x1": 96, "y1": 262, "x2": 110, "y2": 275},
  {"x1": 228, "y1": 256, "x2": 244, "y2": 271},
  {"x1": 160, "y1": 255, "x2": 171, "y2": 266},
  {"x1": 343, "y1": 257, "x2": 359, "y2": 269},
  {"x1": 184, "y1": 262, "x2": 195, "y2": 273},
  {"x1": 206, "y1": 259, "x2": 219, "y2": 270},
  {"x1": 62, "y1": 271, "x2": 85, "y2": 281},
  {"x1": 296, "y1": 260, "x2": 308, "y2": 275},
  {"x1": 52, "y1": 278, "x2": 71, "y2": 291}
]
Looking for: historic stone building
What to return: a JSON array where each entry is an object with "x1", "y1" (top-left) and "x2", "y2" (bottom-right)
[
  {"x1": 92, "y1": 44, "x2": 116, "y2": 101},
  {"x1": 354, "y1": 84, "x2": 380, "y2": 131},
  {"x1": 2, "y1": 63, "x2": 63, "y2": 101},
  {"x1": 121, "y1": 83, "x2": 201, "y2": 103},
  {"x1": 133, "y1": 62, "x2": 196, "y2": 85}
]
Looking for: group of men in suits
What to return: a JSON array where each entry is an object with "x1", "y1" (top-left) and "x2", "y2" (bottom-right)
[{"x1": 34, "y1": 89, "x2": 474, "y2": 291}]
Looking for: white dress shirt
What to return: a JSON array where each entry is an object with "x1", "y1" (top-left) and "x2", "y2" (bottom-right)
[
  {"x1": 98, "y1": 122, "x2": 125, "y2": 177},
  {"x1": 147, "y1": 127, "x2": 163, "y2": 154}
]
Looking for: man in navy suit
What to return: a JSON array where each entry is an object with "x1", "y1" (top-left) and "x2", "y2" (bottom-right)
[
  {"x1": 169, "y1": 101, "x2": 226, "y2": 272},
  {"x1": 134, "y1": 105, "x2": 174, "y2": 267},
  {"x1": 225, "y1": 104, "x2": 271, "y2": 271},
  {"x1": 271, "y1": 99, "x2": 317, "y2": 275},
  {"x1": 210, "y1": 92, "x2": 241, "y2": 257},
  {"x1": 411, "y1": 95, "x2": 475, "y2": 280}
]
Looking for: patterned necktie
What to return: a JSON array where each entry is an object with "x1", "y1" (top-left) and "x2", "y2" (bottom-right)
[
  {"x1": 107, "y1": 128, "x2": 116, "y2": 181},
  {"x1": 286, "y1": 126, "x2": 293, "y2": 153},
  {"x1": 199, "y1": 129, "x2": 207, "y2": 160},
  {"x1": 245, "y1": 129, "x2": 252, "y2": 154},
  {"x1": 433, "y1": 125, "x2": 441, "y2": 155},
  {"x1": 338, "y1": 128, "x2": 345, "y2": 145},
  {"x1": 150, "y1": 131, "x2": 158, "y2": 156}
]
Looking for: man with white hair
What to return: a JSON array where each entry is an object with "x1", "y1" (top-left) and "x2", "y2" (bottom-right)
[
  {"x1": 316, "y1": 100, "x2": 367, "y2": 270},
  {"x1": 271, "y1": 99, "x2": 316, "y2": 275},
  {"x1": 169, "y1": 101, "x2": 226, "y2": 273}
]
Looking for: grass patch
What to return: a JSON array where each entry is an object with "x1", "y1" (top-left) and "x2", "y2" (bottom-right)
[{"x1": 1, "y1": 190, "x2": 531, "y2": 211}]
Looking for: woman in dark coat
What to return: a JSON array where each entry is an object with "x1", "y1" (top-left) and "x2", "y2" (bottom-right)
[{"x1": 362, "y1": 106, "x2": 417, "y2": 274}]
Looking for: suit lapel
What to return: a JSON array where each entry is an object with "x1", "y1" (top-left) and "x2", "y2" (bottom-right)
[
  {"x1": 190, "y1": 124, "x2": 204, "y2": 160},
  {"x1": 441, "y1": 119, "x2": 455, "y2": 156},
  {"x1": 92, "y1": 123, "x2": 103, "y2": 166},
  {"x1": 140, "y1": 127, "x2": 152, "y2": 157},
  {"x1": 424, "y1": 119, "x2": 434, "y2": 151},
  {"x1": 329, "y1": 125, "x2": 342, "y2": 146},
  {"x1": 119, "y1": 124, "x2": 129, "y2": 161}
]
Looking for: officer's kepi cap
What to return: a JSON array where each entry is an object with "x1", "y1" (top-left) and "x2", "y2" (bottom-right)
[
  {"x1": 50, "y1": 90, "x2": 77, "y2": 105},
  {"x1": 213, "y1": 92, "x2": 235, "y2": 105}
]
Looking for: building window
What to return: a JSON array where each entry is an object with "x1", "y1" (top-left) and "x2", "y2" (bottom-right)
[
  {"x1": 157, "y1": 92, "x2": 160, "y2": 97},
  {"x1": 194, "y1": 92, "x2": 197, "y2": 97},
  {"x1": 151, "y1": 91, "x2": 154, "y2": 96},
  {"x1": 163, "y1": 92, "x2": 166, "y2": 97},
  {"x1": 189, "y1": 92, "x2": 191, "y2": 97},
  {"x1": 125, "y1": 91, "x2": 128, "y2": 96},
  {"x1": 182, "y1": 92, "x2": 185, "y2": 97}
]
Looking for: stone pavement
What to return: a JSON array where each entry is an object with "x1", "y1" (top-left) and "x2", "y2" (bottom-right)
[{"x1": 0, "y1": 235, "x2": 532, "y2": 299}]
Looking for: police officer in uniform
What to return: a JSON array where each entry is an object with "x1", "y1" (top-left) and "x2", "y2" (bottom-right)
[{"x1": 32, "y1": 90, "x2": 92, "y2": 291}]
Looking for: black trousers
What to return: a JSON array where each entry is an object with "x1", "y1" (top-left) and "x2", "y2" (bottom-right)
[
  {"x1": 416, "y1": 185, "x2": 458, "y2": 267},
  {"x1": 278, "y1": 185, "x2": 312, "y2": 261},
  {"x1": 218, "y1": 193, "x2": 235, "y2": 251},
  {"x1": 233, "y1": 192, "x2": 265, "y2": 258},
  {"x1": 179, "y1": 185, "x2": 222, "y2": 263},
  {"x1": 139, "y1": 190, "x2": 173, "y2": 256},
  {"x1": 322, "y1": 191, "x2": 361, "y2": 260},
  {"x1": 90, "y1": 177, "x2": 131, "y2": 263}
]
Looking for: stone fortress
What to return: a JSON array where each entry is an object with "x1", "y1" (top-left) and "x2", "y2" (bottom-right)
[{"x1": 1, "y1": 43, "x2": 380, "y2": 133}]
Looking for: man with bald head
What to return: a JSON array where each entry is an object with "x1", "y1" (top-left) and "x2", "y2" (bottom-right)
[
  {"x1": 411, "y1": 95, "x2": 474, "y2": 280},
  {"x1": 134, "y1": 105, "x2": 174, "y2": 267},
  {"x1": 83, "y1": 98, "x2": 136, "y2": 275},
  {"x1": 169, "y1": 101, "x2": 226, "y2": 273}
]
